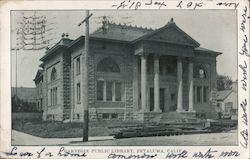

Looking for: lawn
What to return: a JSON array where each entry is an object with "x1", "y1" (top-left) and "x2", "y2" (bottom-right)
[
  {"x1": 12, "y1": 119, "x2": 112, "y2": 138},
  {"x1": 12, "y1": 119, "x2": 142, "y2": 138}
]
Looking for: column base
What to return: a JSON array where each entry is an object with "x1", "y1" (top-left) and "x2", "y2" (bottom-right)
[
  {"x1": 153, "y1": 109, "x2": 162, "y2": 113},
  {"x1": 176, "y1": 109, "x2": 186, "y2": 113},
  {"x1": 140, "y1": 109, "x2": 150, "y2": 113},
  {"x1": 188, "y1": 109, "x2": 196, "y2": 113}
]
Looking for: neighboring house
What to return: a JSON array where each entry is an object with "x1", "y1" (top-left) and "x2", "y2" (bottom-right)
[
  {"x1": 35, "y1": 18, "x2": 221, "y2": 121},
  {"x1": 216, "y1": 81, "x2": 238, "y2": 119},
  {"x1": 33, "y1": 69, "x2": 44, "y2": 112}
]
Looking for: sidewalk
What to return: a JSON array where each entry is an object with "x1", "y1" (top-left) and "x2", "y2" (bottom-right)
[
  {"x1": 12, "y1": 130, "x2": 237, "y2": 146},
  {"x1": 12, "y1": 130, "x2": 114, "y2": 146}
]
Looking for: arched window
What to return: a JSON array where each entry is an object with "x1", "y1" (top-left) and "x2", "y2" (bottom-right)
[
  {"x1": 51, "y1": 67, "x2": 57, "y2": 81},
  {"x1": 194, "y1": 65, "x2": 207, "y2": 79},
  {"x1": 97, "y1": 57, "x2": 120, "y2": 73}
]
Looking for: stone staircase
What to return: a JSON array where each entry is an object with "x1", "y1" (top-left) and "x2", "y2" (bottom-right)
[{"x1": 150, "y1": 111, "x2": 200, "y2": 124}]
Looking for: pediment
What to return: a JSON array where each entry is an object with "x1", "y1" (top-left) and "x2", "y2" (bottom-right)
[{"x1": 146, "y1": 24, "x2": 199, "y2": 47}]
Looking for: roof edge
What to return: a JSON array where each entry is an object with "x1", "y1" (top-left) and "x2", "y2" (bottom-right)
[{"x1": 195, "y1": 47, "x2": 222, "y2": 56}]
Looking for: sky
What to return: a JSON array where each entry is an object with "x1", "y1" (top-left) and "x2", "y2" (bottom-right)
[{"x1": 11, "y1": 10, "x2": 237, "y2": 88}]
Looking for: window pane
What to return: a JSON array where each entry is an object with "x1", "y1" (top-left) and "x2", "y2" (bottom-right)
[
  {"x1": 55, "y1": 88, "x2": 57, "y2": 105},
  {"x1": 106, "y1": 81, "x2": 113, "y2": 101},
  {"x1": 115, "y1": 82, "x2": 122, "y2": 101},
  {"x1": 77, "y1": 83, "x2": 81, "y2": 103},
  {"x1": 97, "y1": 58, "x2": 120, "y2": 73},
  {"x1": 111, "y1": 113, "x2": 118, "y2": 119},
  {"x1": 171, "y1": 93, "x2": 175, "y2": 101},
  {"x1": 50, "y1": 89, "x2": 52, "y2": 106},
  {"x1": 203, "y1": 87, "x2": 208, "y2": 103},
  {"x1": 97, "y1": 81, "x2": 104, "y2": 101},
  {"x1": 197, "y1": 87, "x2": 201, "y2": 103},
  {"x1": 51, "y1": 68, "x2": 57, "y2": 81},
  {"x1": 76, "y1": 57, "x2": 80, "y2": 75},
  {"x1": 102, "y1": 113, "x2": 109, "y2": 119}
]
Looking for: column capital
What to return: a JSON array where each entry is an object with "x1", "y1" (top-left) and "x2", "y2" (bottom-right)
[
  {"x1": 140, "y1": 52, "x2": 149, "y2": 57},
  {"x1": 177, "y1": 56, "x2": 184, "y2": 61},
  {"x1": 187, "y1": 57, "x2": 194, "y2": 63},
  {"x1": 153, "y1": 54, "x2": 160, "y2": 59}
]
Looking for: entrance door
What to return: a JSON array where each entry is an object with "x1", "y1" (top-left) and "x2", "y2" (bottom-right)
[{"x1": 160, "y1": 88, "x2": 165, "y2": 112}]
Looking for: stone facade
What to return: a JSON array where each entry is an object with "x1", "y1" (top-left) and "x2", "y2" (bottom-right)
[{"x1": 37, "y1": 20, "x2": 221, "y2": 122}]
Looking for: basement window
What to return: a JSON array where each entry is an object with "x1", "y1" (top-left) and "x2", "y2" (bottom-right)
[
  {"x1": 111, "y1": 113, "x2": 118, "y2": 119},
  {"x1": 102, "y1": 113, "x2": 109, "y2": 119}
]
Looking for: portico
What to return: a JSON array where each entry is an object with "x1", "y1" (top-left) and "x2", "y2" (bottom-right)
[{"x1": 138, "y1": 53, "x2": 195, "y2": 114}]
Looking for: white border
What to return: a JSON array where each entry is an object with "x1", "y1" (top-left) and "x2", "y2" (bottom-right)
[{"x1": 0, "y1": 0, "x2": 249, "y2": 159}]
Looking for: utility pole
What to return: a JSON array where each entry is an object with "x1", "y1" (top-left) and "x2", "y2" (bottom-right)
[{"x1": 78, "y1": 10, "x2": 93, "y2": 142}]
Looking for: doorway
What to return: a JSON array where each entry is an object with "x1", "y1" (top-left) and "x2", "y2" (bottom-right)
[{"x1": 160, "y1": 88, "x2": 165, "y2": 112}]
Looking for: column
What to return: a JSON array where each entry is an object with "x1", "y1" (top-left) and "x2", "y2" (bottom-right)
[
  {"x1": 103, "y1": 80, "x2": 106, "y2": 101},
  {"x1": 188, "y1": 60, "x2": 195, "y2": 112},
  {"x1": 112, "y1": 82, "x2": 116, "y2": 102},
  {"x1": 147, "y1": 88, "x2": 150, "y2": 111},
  {"x1": 141, "y1": 54, "x2": 148, "y2": 112},
  {"x1": 201, "y1": 86, "x2": 204, "y2": 103},
  {"x1": 177, "y1": 57, "x2": 184, "y2": 112},
  {"x1": 154, "y1": 55, "x2": 161, "y2": 112},
  {"x1": 194, "y1": 86, "x2": 197, "y2": 104}
]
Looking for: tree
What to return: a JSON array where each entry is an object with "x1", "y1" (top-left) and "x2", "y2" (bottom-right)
[{"x1": 217, "y1": 75, "x2": 233, "y2": 91}]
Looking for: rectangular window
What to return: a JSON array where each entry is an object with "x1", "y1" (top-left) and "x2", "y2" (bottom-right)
[
  {"x1": 76, "y1": 57, "x2": 80, "y2": 75},
  {"x1": 55, "y1": 87, "x2": 57, "y2": 105},
  {"x1": 97, "y1": 80, "x2": 104, "y2": 101},
  {"x1": 115, "y1": 82, "x2": 122, "y2": 101},
  {"x1": 197, "y1": 86, "x2": 202, "y2": 103},
  {"x1": 106, "y1": 81, "x2": 113, "y2": 101},
  {"x1": 50, "y1": 87, "x2": 57, "y2": 106},
  {"x1": 50, "y1": 88, "x2": 53, "y2": 106},
  {"x1": 111, "y1": 113, "x2": 118, "y2": 119},
  {"x1": 171, "y1": 93, "x2": 175, "y2": 101},
  {"x1": 203, "y1": 87, "x2": 208, "y2": 103},
  {"x1": 102, "y1": 113, "x2": 109, "y2": 119},
  {"x1": 225, "y1": 102, "x2": 233, "y2": 113},
  {"x1": 77, "y1": 83, "x2": 81, "y2": 103}
]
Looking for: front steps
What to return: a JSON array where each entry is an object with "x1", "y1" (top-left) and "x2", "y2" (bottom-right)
[
  {"x1": 150, "y1": 111, "x2": 199, "y2": 124},
  {"x1": 134, "y1": 111, "x2": 199, "y2": 124}
]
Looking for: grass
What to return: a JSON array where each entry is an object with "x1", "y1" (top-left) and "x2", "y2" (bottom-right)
[
  {"x1": 12, "y1": 119, "x2": 142, "y2": 138},
  {"x1": 12, "y1": 119, "x2": 114, "y2": 138},
  {"x1": 12, "y1": 118, "x2": 237, "y2": 139}
]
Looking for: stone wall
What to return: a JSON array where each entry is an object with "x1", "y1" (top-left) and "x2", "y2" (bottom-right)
[
  {"x1": 42, "y1": 51, "x2": 63, "y2": 121},
  {"x1": 62, "y1": 50, "x2": 71, "y2": 120},
  {"x1": 90, "y1": 41, "x2": 134, "y2": 121}
]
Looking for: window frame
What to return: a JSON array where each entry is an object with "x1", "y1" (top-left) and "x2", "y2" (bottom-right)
[
  {"x1": 97, "y1": 57, "x2": 120, "y2": 73},
  {"x1": 50, "y1": 87, "x2": 57, "y2": 106},
  {"x1": 96, "y1": 80, "x2": 123, "y2": 102},
  {"x1": 50, "y1": 67, "x2": 57, "y2": 81},
  {"x1": 76, "y1": 57, "x2": 81, "y2": 75},
  {"x1": 76, "y1": 83, "x2": 81, "y2": 104}
]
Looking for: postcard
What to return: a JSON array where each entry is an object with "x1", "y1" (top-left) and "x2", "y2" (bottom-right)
[{"x1": 0, "y1": 0, "x2": 249, "y2": 158}]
